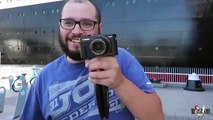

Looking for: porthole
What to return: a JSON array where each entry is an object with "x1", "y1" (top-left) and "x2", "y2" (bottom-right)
[
  {"x1": 125, "y1": 0, "x2": 129, "y2": 5},
  {"x1": 42, "y1": 10, "x2": 46, "y2": 14}
]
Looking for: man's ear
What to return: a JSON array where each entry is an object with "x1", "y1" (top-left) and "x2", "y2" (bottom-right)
[{"x1": 98, "y1": 23, "x2": 103, "y2": 34}]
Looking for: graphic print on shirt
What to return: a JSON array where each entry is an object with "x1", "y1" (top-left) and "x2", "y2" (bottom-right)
[{"x1": 48, "y1": 75, "x2": 126, "y2": 120}]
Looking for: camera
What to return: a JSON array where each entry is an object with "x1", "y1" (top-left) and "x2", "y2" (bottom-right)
[{"x1": 80, "y1": 34, "x2": 118, "y2": 59}]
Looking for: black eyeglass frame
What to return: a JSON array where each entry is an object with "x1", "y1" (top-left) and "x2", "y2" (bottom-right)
[{"x1": 59, "y1": 18, "x2": 99, "y2": 31}]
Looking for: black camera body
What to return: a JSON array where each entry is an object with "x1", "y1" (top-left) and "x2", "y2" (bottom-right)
[{"x1": 80, "y1": 34, "x2": 118, "y2": 59}]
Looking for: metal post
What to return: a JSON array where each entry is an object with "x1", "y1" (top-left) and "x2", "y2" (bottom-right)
[
  {"x1": 13, "y1": 74, "x2": 28, "y2": 119},
  {"x1": 0, "y1": 51, "x2": 2, "y2": 79},
  {"x1": 0, "y1": 86, "x2": 6, "y2": 113}
]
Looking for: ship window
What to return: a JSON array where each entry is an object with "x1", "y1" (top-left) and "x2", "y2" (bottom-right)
[
  {"x1": 16, "y1": 32, "x2": 19, "y2": 35},
  {"x1": 23, "y1": 31, "x2": 27, "y2": 35},
  {"x1": 7, "y1": 14, "x2": 12, "y2": 19},
  {"x1": 6, "y1": 32, "x2": 10, "y2": 36},
  {"x1": 34, "y1": 11, "x2": 37, "y2": 15},
  {"x1": 56, "y1": 9, "x2": 59, "y2": 13},
  {"x1": 132, "y1": 0, "x2": 136, "y2": 4},
  {"x1": 111, "y1": 1, "x2": 115, "y2": 6},
  {"x1": 22, "y1": 13, "x2": 25, "y2": 17},
  {"x1": 35, "y1": 31, "x2": 38, "y2": 34},
  {"x1": 198, "y1": 47, "x2": 203, "y2": 51},
  {"x1": 125, "y1": 0, "x2": 129, "y2": 5},
  {"x1": 104, "y1": 1, "x2": 110, "y2": 7},
  {"x1": 42, "y1": 10, "x2": 46, "y2": 14},
  {"x1": 51, "y1": 9, "x2": 55, "y2": 13}
]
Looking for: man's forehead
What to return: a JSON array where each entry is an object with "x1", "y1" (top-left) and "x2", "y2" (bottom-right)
[
  {"x1": 64, "y1": 0, "x2": 94, "y2": 10},
  {"x1": 61, "y1": 1, "x2": 97, "y2": 20}
]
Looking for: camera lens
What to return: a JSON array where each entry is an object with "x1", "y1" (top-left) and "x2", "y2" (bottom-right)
[{"x1": 90, "y1": 39, "x2": 106, "y2": 55}]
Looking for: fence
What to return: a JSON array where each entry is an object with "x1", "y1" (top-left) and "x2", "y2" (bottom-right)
[
  {"x1": 0, "y1": 65, "x2": 212, "y2": 84},
  {"x1": 144, "y1": 67, "x2": 213, "y2": 84}
]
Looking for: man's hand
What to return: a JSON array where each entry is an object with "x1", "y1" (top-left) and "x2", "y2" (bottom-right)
[
  {"x1": 85, "y1": 56, "x2": 124, "y2": 89},
  {"x1": 85, "y1": 56, "x2": 164, "y2": 120}
]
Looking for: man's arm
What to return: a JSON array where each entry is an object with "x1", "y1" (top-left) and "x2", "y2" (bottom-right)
[{"x1": 114, "y1": 77, "x2": 164, "y2": 120}]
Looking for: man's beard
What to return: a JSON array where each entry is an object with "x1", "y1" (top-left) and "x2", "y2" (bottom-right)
[{"x1": 59, "y1": 34, "x2": 84, "y2": 61}]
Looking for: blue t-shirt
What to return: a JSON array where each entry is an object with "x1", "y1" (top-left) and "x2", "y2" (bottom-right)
[{"x1": 20, "y1": 48, "x2": 155, "y2": 120}]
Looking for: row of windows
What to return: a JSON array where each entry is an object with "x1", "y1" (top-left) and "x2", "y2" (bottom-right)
[
  {"x1": 0, "y1": 29, "x2": 56, "y2": 36},
  {"x1": 2, "y1": 0, "x2": 145, "y2": 6},
  {"x1": 33, "y1": 9, "x2": 60, "y2": 15},
  {"x1": 105, "y1": 0, "x2": 137, "y2": 6},
  {"x1": 104, "y1": 0, "x2": 161, "y2": 7},
  {"x1": 3, "y1": 8, "x2": 60, "y2": 20}
]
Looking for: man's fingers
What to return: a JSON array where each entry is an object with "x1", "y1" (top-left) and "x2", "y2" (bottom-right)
[{"x1": 85, "y1": 57, "x2": 115, "y2": 68}]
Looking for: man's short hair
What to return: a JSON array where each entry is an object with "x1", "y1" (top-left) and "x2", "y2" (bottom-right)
[{"x1": 62, "y1": 0, "x2": 101, "y2": 23}]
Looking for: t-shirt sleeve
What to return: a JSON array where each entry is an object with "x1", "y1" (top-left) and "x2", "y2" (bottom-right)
[
  {"x1": 126, "y1": 58, "x2": 155, "y2": 92},
  {"x1": 117, "y1": 48, "x2": 155, "y2": 93},
  {"x1": 19, "y1": 84, "x2": 45, "y2": 120}
]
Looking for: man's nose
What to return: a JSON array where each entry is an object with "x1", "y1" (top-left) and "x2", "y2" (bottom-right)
[{"x1": 72, "y1": 24, "x2": 84, "y2": 34}]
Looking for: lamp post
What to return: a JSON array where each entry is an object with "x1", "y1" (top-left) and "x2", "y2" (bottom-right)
[{"x1": 0, "y1": 51, "x2": 1, "y2": 65}]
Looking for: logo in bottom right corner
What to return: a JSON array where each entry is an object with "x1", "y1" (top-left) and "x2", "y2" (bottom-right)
[{"x1": 191, "y1": 105, "x2": 211, "y2": 117}]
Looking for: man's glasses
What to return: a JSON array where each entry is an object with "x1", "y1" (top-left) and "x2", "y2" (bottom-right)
[{"x1": 59, "y1": 18, "x2": 98, "y2": 31}]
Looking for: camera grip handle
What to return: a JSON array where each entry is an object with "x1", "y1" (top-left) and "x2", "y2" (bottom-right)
[{"x1": 95, "y1": 84, "x2": 109, "y2": 119}]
